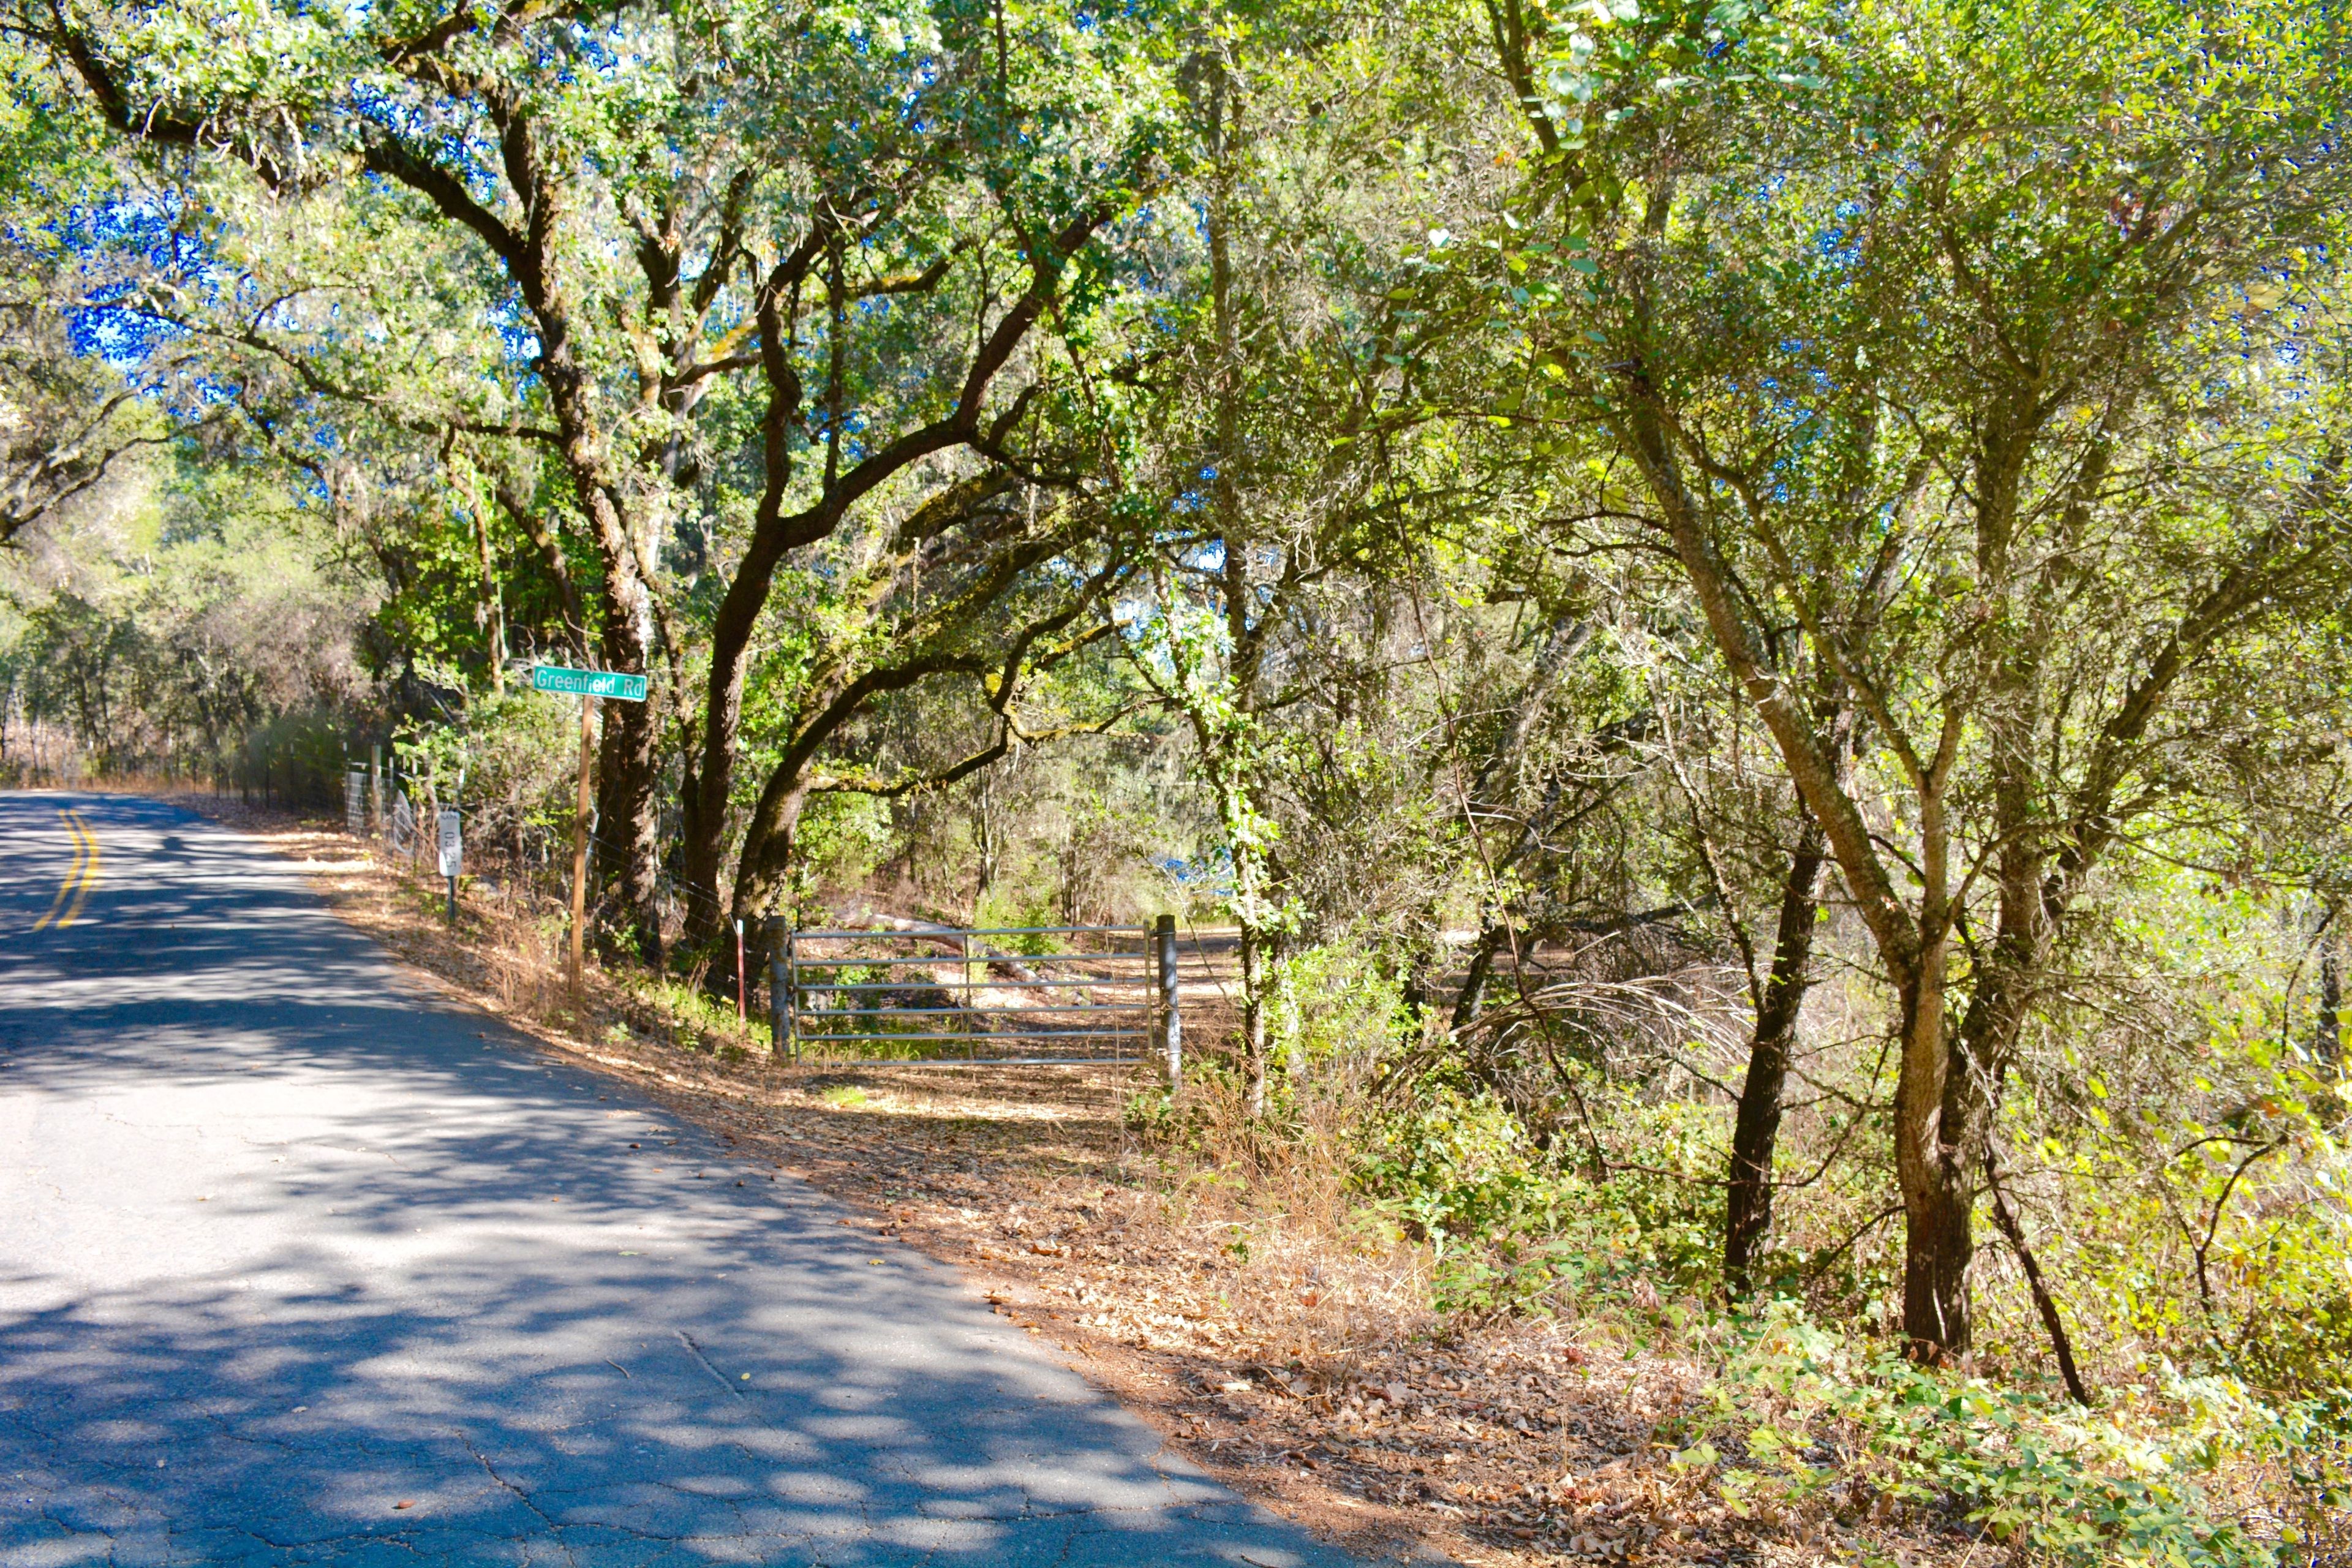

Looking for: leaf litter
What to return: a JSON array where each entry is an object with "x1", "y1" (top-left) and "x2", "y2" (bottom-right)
[{"x1": 186, "y1": 791, "x2": 2103, "y2": 1568}]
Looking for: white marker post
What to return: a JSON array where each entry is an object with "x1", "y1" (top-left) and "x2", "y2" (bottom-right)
[
  {"x1": 531, "y1": 664, "x2": 650, "y2": 994},
  {"x1": 437, "y1": 809, "x2": 463, "y2": 923}
]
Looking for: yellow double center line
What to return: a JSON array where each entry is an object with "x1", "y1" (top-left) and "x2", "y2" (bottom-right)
[{"x1": 33, "y1": 809, "x2": 100, "y2": 930}]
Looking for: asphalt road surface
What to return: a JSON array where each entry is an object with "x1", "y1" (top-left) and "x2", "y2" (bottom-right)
[{"x1": 0, "y1": 793, "x2": 1362, "y2": 1567}]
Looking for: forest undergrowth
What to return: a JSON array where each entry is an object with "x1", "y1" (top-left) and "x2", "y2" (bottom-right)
[
  {"x1": 154, "y1": 790, "x2": 2351, "y2": 1568},
  {"x1": 14, "y1": 5, "x2": 2352, "y2": 1562}
]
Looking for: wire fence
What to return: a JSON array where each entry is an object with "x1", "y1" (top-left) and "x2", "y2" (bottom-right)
[
  {"x1": 323, "y1": 757, "x2": 1185, "y2": 1078},
  {"x1": 334, "y1": 758, "x2": 731, "y2": 932}
]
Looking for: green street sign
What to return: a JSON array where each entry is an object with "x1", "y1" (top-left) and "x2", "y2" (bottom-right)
[{"x1": 531, "y1": 665, "x2": 648, "y2": 702}]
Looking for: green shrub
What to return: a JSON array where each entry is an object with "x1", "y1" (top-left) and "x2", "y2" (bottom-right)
[
  {"x1": 1351, "y1": 1078, "x2": 1720, "y2": 1317},
  {"x1": 1694, "y1": 1302, "x2": 2327, "y2": 1567}
]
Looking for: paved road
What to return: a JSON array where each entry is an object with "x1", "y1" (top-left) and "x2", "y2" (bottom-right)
[{"x1": 0, "y1": 793, "x2": 1359, "y2": 1567}]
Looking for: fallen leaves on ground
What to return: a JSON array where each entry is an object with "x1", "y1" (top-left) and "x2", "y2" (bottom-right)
[{"x1": 173, "y1": 792, "x2": 1992, "y2": 1568}]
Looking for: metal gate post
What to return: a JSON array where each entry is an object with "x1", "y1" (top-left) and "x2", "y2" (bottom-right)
[
  {"x1": 771, "y1": 919, "x2": 797, "y2": 1062},
  {"x1": 962, "y1": 930, "x2": 976, "y2": 1061},
  {"x1": 1154, "y1": 914, "x2": 1182, "y2": 1090}
]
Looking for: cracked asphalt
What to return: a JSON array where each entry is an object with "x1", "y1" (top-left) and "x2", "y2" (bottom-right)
[{"x1": 0, "y1": 793, "x2": 1364, "y2": 1567}]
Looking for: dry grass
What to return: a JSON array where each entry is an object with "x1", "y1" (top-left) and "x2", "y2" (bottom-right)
[{"x1": 151, "y1": 791, "x2": 2313, "y2": 1568}]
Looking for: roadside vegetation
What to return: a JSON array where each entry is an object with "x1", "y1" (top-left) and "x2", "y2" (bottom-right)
[{"x1": 8, "y1": 0, "x2": 2352, "y2": 1561}]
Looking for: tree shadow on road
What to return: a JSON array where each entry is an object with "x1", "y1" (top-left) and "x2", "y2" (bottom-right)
[{"x1": 0, "y1": 794, "x2": 1351, "y2": 1566}]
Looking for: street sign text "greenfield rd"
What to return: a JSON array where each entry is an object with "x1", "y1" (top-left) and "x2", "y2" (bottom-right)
[{"x1": 531, "y1": 665, "x2": 647, "y2": 702}]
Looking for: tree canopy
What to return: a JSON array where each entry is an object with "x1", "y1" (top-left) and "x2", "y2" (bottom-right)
[{"x1": 7, "y1": 0, "x2": 2352, "y2": 1539}]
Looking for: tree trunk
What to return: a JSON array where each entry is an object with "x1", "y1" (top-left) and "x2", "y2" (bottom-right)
[
  {"x1": 578, "y1": 514, "x2": 663, "y2": 963},
  {"x1": 1893, "y1": 926, "x2": 1976, "y2": 1358},
  {"x1": 730, "y1": 775, "x2": 811, "y2": 945},
  {"x1": 1196, "y1": 59, "x2": 1281, "y2": 1122},
  {"x1": 1891, "y1": 944, "x2": 2003, "y2": 1363},
  {"x1": 1724, "y1": 812, "x2": 1826, "y2": 1299},
  {"x1": 1903, "y1": 1087, "x2": 1977, "y2": 1358},
  {"x1": 1909, "y1": 673, "x2": 2054, "y2": 1356},
  {"x1": 1238, "y1": 914, "x2": 1270, "y2": 1118},
  {"x1": 677, "y1": 679, "x2": 747, "y2": 958},
  {"x1": 529, "y1": 432, "x2": 660, "y2": 963},
  {"x1": 470, "y1": 498, "x2": 508, "y2": 694},
  {"x1": 677, "y1": 262, "x2": 810, "y2": 959},
  {"x1": 671, "y1": 198, "x2": 1094, "y2": 959},
  {"x1": 488, "y1": 106, "x2": 668, "y2": 963},
  {"x1": 2319, "y1": 937, "x2": 2342, "y2": 1069},
  {"x1": 505, "y1": 240, "x2": 665, "y2": 959}
]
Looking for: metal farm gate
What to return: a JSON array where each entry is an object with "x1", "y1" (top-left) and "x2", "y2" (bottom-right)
[{"x1": 772, "y1": 918, "x2": 1181, "y2": 1077}]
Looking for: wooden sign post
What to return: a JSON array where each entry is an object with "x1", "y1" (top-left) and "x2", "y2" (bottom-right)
[{"x1": 532, "y1": 665, "x2": 649, "y2": 994}]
